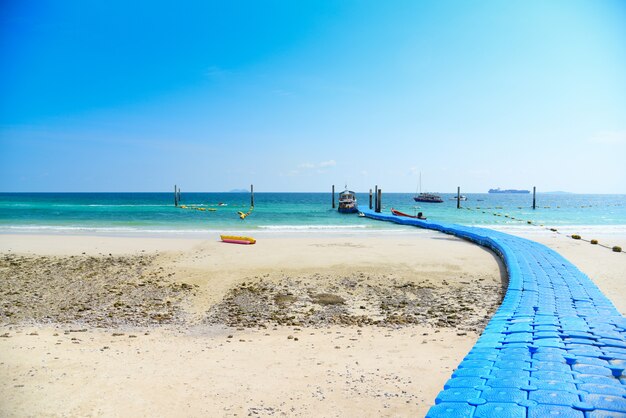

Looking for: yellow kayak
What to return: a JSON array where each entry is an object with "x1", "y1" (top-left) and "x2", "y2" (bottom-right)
[{"x1": 220, "y1": 235, "x2": 256, "y2": 245}]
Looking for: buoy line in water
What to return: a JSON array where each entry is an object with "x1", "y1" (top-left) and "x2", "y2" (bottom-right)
[{"x1": 462, "y1": 206, "x2": 625, "y2": 254}]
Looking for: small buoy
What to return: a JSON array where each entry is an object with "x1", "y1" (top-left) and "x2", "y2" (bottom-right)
[
  {"x1": 550, "y1": 228, "x2": 557, "y2": 232},
  {"x1": 613, "y1": 246, "x2": 622, "y2": 252},
  {"x1": 572, "y1": 234, "x2": 581, "y2": 240},
  {"x1": 527, "y1": 221, "x2": 532, "y2": 224},
  {"x1": 590, "y1": 239, "x2": 598, "y2": 245}
]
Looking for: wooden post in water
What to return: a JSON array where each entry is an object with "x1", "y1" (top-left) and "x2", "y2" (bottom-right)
[
  {"x1": 251, "y1": 184, "x2": 254, "y2": 208},
  {"x1": 374, "y1": 185, "x2": 378, "y2": 212},
  {"x1": 174, "y1": 185, "x2": 178, "y2": 206},
  {"x1": 177, "y1": 187, "x2": 181, "y2": 204},
  {"x1": 377, "y1": 188, "x2": 382, "y2": 213},
  {"x1": 332, "y1": 185, "x2": 335, "y2": 208},
  {"x1": 532, "y1": 186, "x2": 536, "y2": 210},
  {"x1": 369, "y1": 189, "x2": 373, "y2": 210},
  {"x1": 457, "y1": 186, "x2": 461, "y2": 209}
]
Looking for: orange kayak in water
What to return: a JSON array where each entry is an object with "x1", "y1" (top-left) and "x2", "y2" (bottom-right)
[{"x1": 390, "y1": 208, "x2": 427, "y2": 220}]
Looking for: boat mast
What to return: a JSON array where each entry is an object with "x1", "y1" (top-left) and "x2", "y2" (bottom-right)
[{"x1": 419, "y1": 172, "x2": 422, "y2": 194}]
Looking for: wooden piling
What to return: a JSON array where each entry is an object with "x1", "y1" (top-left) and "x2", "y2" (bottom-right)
[
  {"x1": 457, "y1": 186, "x2": 461, "y2": 209},
  {"x1": 332, "y1": 185, "x2": 335, "y2": 208},
  {"x1": 174, "y1": 185, "x2": 178, "y2": 207},
  {"x1": 376, "y1": 188, "x2": 382, "y2": 213},
  {"x1": 177, "y1": 187, "x2": 181, "y2": 204},
  {"x1": 374, "y1": 185, "x2": 378, "y2": 212},
  {"x1": 369, "y1": 189, "x2": 373, "y2": 210},
  {"x1": 532, "y1": 186, "x2": 536, "y2": 210},
  {"x1": 251, "y1": 184, "x2": 254, "y2": 208}
]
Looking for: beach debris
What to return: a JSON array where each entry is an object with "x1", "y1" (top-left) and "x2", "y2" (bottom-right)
[
  {"x1": 205, "y1": 273, "x2": 502, "y2": 331},
  {"x1": 0, "y1": 253, "x2": 191, "y2": 327},
  {"x1": 311, "y1": 293, "x2": 345, "y2": 306}
]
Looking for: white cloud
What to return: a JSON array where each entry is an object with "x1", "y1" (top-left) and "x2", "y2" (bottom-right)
[
  {"x1": 296, "y1": 160, "x2": 337, "y2": 171},
  {"x1": 589, "y1": 131, "x2": 626, "y2": 145}
]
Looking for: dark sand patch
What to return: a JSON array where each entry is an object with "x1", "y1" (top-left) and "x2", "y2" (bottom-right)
[
  {"x1": 206, "y1": 273, "x2": 504, "y2": 331},
  {"x1": 0, "y1": 253, "x2": 195, "y2": 327}
]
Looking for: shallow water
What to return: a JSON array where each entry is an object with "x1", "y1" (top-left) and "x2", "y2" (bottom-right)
[{"x1": 0, "y1": 192, "x2": 624, "y2": 236}]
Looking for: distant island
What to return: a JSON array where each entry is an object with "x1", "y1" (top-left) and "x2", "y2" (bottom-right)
[
  {"x1": 228, "y1": 189, "x2": 249, "y2": 193},
  {"x1": 488, "y1": 188, "x2": 530, "y2": 194}
]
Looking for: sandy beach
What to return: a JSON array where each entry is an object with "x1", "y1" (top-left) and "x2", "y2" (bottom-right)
[{"x1": 1, "y1": 228, "x2": 624, "y2": 417}]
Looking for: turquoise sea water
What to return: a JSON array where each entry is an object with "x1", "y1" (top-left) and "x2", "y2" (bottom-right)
[{"x1": 0, "y1": 193, "x2": 625, "y2": 236}]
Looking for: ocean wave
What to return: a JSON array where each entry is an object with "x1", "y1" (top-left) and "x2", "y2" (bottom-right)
[
  {"x1": 488, "y1": 224, "x2": 626, "y2": 234},
  {"x1": 258, "y1": 225, "x2": 371, "y2": 230},
  {"x1": 83, "y1": 204, "x2": 170, "y2": 207},
  {"x1": 0, "y1": 225, "x2": 217, "y2": 234},
  {"x1": 0, "y1": 223, "x2": 415, "y2": 237}
]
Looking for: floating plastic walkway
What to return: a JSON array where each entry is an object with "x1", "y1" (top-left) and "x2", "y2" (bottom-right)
[{"x1": 360, "y1": 208, "x2": 626, "y2": 417}]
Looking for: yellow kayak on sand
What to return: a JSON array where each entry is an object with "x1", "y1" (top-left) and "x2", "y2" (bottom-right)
[{"x1": 220, "y1": 235, "x2": 256, "y2": 245}]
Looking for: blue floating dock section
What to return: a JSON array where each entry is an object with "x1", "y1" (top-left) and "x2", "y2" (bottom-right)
[{"x1": 359, "y1": 208, "x2": 626, "y2": 417}]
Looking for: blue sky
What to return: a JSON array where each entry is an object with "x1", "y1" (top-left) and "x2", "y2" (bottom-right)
[{"x1": 1, "y1": 0, "x2": 625, "y2": 193}]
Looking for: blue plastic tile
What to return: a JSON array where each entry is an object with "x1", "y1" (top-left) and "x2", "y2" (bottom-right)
[
  {"x1": 532, "y1": 361, "x2": 571, "y2": 372},
  {"x1": 529, "y1": 389, "x2": 580, "y2": 406},
  {"x1": 527, "y1": 404, "x2": 584, "y2": 417},
  {"x1": 572, "y1": 364, "x2": 613, "y2": 377},
  {"x1": 452, "y1": 367, "x2": 491, "y2": 378},
  {"x1": 444, "y1": 377, "x2": 486, "y2": 389},
  {"x1": 485, "y1": 377, "x2": 530, "y2": 388},
  {"x1": 426, "y1": 403, "x2": 475, "y2": 417},
  {"x1": 577, "y1": 383, "x2": 625, "y2": 397},
  {"x1": 474, "y1": 403, "x2": 526, "y2": 418},
  {"x1": 576, "y1": 374, "x2": 622, "y2": 386},
  {"x1": 480, "y1": 388, "x2": 527, "y2": 403},
  {"x1": 435, "y1": 388, "x2": 481, "y2": 404},
  {"x1": 532, "y1": 371, "x2": 575, "y2": 381},
  {"x1": 489, "y1": 369, "x2": 530, "y2": 379},
  {"x1": 533, "y1": 380, "x2": 578, "y2": 392},
  {"x1": 586, "y1": 410, "x2": 626, "y2": 417},
  {"x1": 582, "y1": 394, "x2": 626, "y2": 413}
]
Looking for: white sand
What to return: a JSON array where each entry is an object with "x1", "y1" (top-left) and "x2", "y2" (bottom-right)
[{"x1": 0, "y1": 228, "x2": 624, "y2": 417}]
